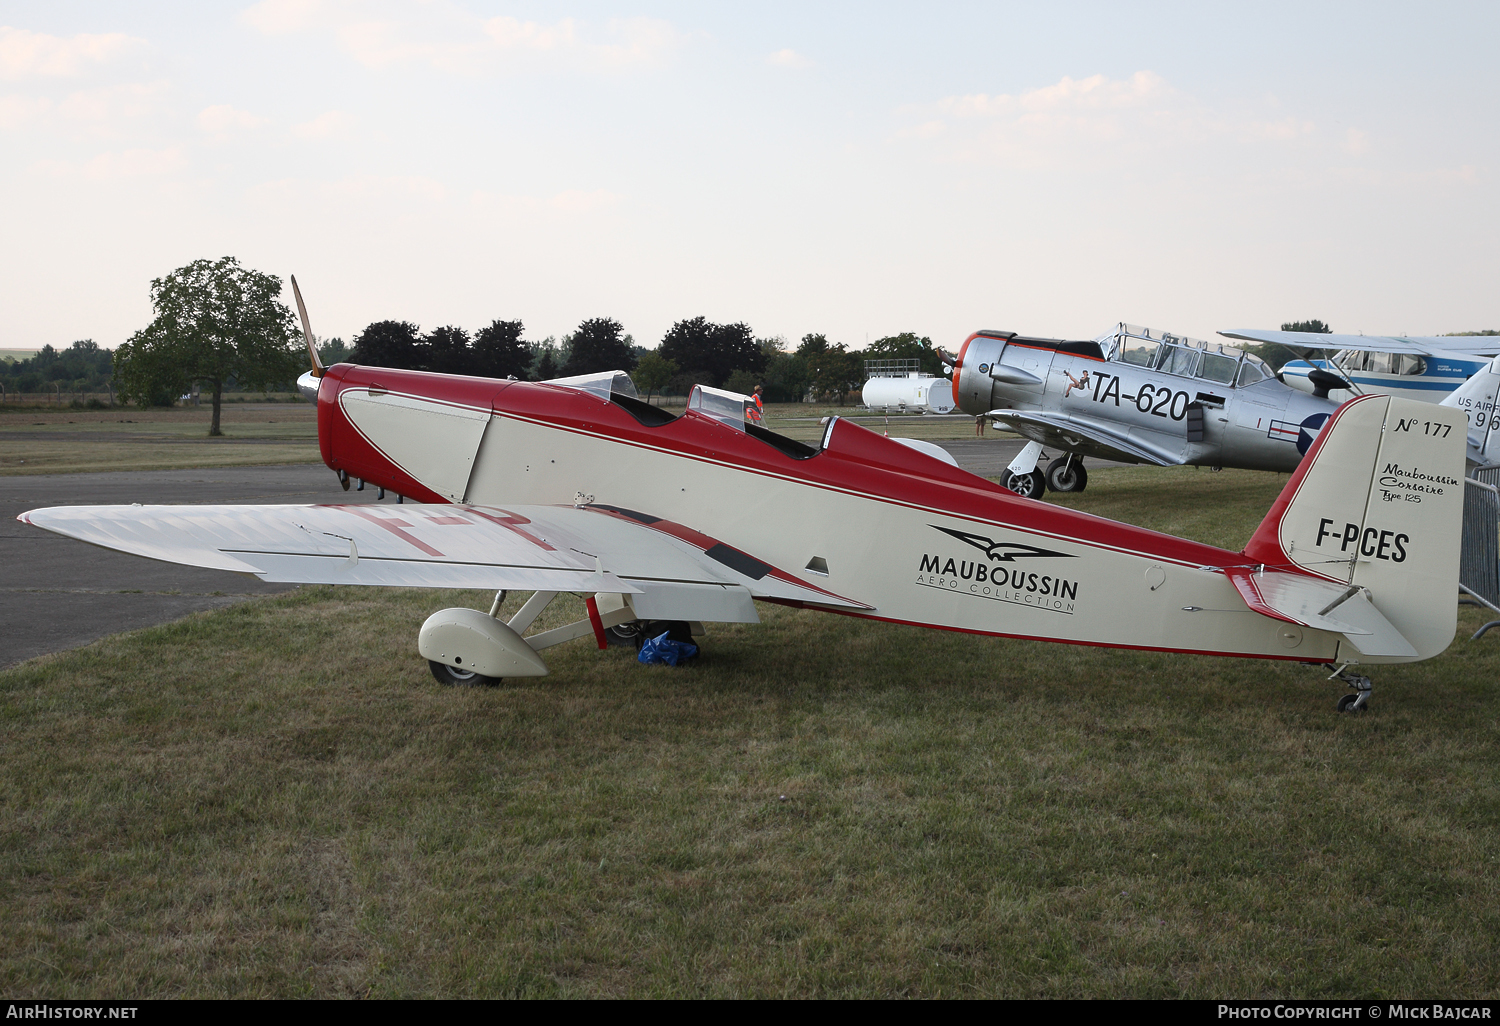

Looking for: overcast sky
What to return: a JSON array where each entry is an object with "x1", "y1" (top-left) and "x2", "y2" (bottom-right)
[{"x1": 1, "y1": 1, "x2": 1496, "y2": 353}]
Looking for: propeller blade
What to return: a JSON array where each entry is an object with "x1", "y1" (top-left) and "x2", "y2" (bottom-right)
[{"x1": 291, "y1": 274, "x2": 325, "y2": 378}]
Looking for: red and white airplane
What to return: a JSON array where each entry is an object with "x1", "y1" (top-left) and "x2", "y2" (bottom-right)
[{"x1": 18, "y1": 282, "x2": 1468, "y2": 711}]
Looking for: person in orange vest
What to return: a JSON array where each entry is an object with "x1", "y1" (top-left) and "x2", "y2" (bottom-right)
[{"x1": 749, "y1": 384, "x2": 765, "y2": 423}]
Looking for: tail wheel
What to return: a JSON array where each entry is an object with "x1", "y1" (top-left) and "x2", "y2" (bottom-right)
[
  {"x1": 1336, "y1": 693, "x2": 1366, "y2": 713},
  {"x1": 1045, "y1": 457, "x2": 1088, "y2": 493},
  {"x1": 1000, "y1": 468, "x2": 1047, "y2": 500},
  {"x1": 428, "y1": 659, "x2": 501, "y2": 687}
]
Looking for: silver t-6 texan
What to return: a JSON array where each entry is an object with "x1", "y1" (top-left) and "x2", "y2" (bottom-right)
[
  {"x1": 15, "y1": 285, "x2": 1471, "y2": 713},
  {"x1": 942, "y1": 324, "x2": 1344, "y2": 497}
]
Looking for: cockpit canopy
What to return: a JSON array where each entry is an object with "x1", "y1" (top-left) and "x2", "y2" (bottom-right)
[{"x1": 1095, "y1": 323, "x2": 1272, "y2": 389}]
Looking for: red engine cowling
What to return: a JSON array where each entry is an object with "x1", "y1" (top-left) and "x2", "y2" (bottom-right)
[{"x1": 314, "y1": 364, "x2": 513, "y2": 503}]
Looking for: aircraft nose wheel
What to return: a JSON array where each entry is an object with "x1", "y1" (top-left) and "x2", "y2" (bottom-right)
[{"x1": 428, "y1": 659, "x2": 501, "y2": 687}]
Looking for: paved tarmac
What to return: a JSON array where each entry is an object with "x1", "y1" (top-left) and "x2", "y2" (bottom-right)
[
  {"x1": 2, "y1": 438, "x2": 1130, "y2": 667},
  {"x1": 934, "y1": 437, "x2": 1132, "y2": 478},
  {"x1": 2, "y1": 465, "x2": 382, "y2": 668}
]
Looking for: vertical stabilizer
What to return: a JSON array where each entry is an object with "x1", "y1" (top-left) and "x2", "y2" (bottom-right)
[
  {"x1": 1244, "y1": 394, "x2": 1466, "y2": 661},
  {"x1": 1440, "y1": 353, "x2": 1500, "y2": 469}
]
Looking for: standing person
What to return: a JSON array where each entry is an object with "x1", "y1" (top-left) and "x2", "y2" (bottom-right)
[{"x1": 749, "y1": 384, "x2": 765, "y2": 423}]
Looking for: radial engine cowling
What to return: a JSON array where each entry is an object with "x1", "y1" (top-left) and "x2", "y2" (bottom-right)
[
  {"x1": 951, "y1": 333, "x2": 1013, "y2": 416},
  {"x1": 417, "y1": 607, "x2": 550, "y2": 678}
]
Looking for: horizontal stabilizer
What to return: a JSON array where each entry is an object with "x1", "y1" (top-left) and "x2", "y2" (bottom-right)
[{"x1": 1226, "y1": 568, "x2": 1418, "y2": 658}]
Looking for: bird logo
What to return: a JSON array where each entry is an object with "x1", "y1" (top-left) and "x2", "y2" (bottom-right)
[{"x1": 930, "y1": 526, "x2": 1076, "y2": 562}]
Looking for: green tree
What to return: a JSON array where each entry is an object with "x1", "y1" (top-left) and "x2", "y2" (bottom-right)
[
  {"x1": 352, "y1": 320, "x2": 425, "y2": 370},
  {"x1": 862, "y1": 331, "x2": 942, "y2": 375},
  {"x1": 563, "y1": 317, "x2": 635, "y2": 376},
  {"x1": 659, "y1": 316, "x2": 765, "y2": 387},
  {"x1": 1281, "y1": 320, "x2": 1332, "y2": 333},
  {"x1": 797, "y1": 334, "x2": 861, "y2": 402},
  {"x1": 724, "y1": 369, "x2": 761, "y2": 395},
  {"x1": 522, "y1": 336, "x2": 570, "y2": 380},
  {"x1": 535, "y1": 348, "x2": 560, "y2": 380},
  {"x1": 762, "y1": 350, "x2": 811, "y2": 403},
  {"x1": 425, "y1": 325, "x2": 473, "y2": 376},
  {"x1": 317, "y1": 337, "x2": 350, "y2": 365},
  {"x1": 797, "y1": 333, "x2": 829, "y2": 356},
  {"x1": 632, "y1": 350, "x2": 678, "y2": 403},
  {"x1": 114, "y1": 257, "x2": 303, "y2": 435},
  {"x1": 1, "y1": 340, "x2": 116, "y2": 397},
  {"x1": 473, "y1": 320, "x2": 531, "y2": 379}
]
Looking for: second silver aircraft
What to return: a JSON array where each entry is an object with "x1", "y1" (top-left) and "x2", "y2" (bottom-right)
[{"x1": 943, "y1": 323, "x2": 1342, "y2": 497}]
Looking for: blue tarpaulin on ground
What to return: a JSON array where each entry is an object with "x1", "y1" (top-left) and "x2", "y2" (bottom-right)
[{"x1": 637, "y1": 632, "x2": 698, "y2": 666}]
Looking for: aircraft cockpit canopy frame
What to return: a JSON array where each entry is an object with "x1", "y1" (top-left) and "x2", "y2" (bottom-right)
[
  {"x1": 1094, "y1": 323, "x2": 1273, "y2": 390},
  {"x1": 1331, "y1": 350, "x2": 1428, "y2": 378}
]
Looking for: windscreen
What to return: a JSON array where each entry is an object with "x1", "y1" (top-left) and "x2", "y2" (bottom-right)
[
  {"x1": 688, "y1": 384, "x2": 755, "y2": 429},
  {"x1": 545, "y1": 370, "x2": 640, "y2": 400}
]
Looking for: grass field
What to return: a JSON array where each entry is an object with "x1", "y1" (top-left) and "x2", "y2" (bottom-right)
[
  {"x1": 0, "y1": 400, "x2": 995, "y2": 476},
  {"x1": 3, "y1": 470, "x2": 1497, "y2": 997},
  {"x1": 0, "y1": 404, "x2": 320, "y2": 475}
]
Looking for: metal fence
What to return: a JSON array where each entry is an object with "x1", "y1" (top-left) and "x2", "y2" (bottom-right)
[
  {"x1": 1460, "y1": 471, "x2": 1500, "y2": 636},
  {"x1": 0, "y1": 390, "x2": 116, "y2": 406},
  {"x1": 864, "y1": 359, "x2": 921, "y2": 379}
]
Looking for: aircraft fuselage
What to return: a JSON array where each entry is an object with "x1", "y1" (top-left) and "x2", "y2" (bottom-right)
[
  {"x1": 952, "y1": 332, "x2": 1341, "y2": 472},
  {"x1": 315, "y1": 362, "x2": 1359, "y2": 664}
]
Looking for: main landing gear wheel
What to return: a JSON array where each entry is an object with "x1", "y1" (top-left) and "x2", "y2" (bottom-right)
[
  {"x1": 1045, "y1": 457, "x2": 1088, "y2": 493},
  {"x1": 1000, "y1": 468, "x2": 1047, "y2": 499},
  {"x1": 605, "y1": 621, "x2": 645, "y2": 648},
  {"x1": 428, "y1": 659, "x2": 501, "y2": 687}
]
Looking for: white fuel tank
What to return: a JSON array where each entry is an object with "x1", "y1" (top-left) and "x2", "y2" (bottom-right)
[{"x1": 861, "y1": 373, "x2": 956, "y2": 414}]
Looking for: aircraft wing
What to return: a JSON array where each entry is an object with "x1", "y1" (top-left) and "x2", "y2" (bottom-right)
[
  {"x1": 1224, "y1": 568, "x2": 1418, "y2": 658},
  {"x1": 984, "y1": 409, "x2": 1184, "y2": 467},
  {"x1": 18, "y1": 502, "x2": 871, "y2": 623},
  {"x1": 1220, "y1": 329, "x2": 1500, "y2": 358}
]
